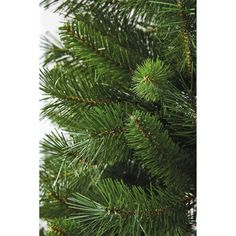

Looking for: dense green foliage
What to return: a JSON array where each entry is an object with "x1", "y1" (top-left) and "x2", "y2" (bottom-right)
[{"x1": 40, "y1": 0, "x2": 196, "y2": 235}]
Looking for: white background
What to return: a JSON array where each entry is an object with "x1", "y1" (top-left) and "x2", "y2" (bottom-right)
[{"x1": 0, "y1": 1, "x2": 236, "y2": 235}]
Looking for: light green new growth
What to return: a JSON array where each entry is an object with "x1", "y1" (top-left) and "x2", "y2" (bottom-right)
[{"x1": 132, "y1": 59, "x2": 173, "y2": 102}]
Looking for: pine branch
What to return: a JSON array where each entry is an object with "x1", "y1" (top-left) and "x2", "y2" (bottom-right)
[
  {"x1": 40, "y1": 67, "x2": 156, "y2": 131},
  {"x1": 132, "y1": 58, "x2": 173, "y2": 102},
  {"x1": 46, "y1": 217, "x2": 83, "y2": 236},
  {"x1": 125, "y1": 111, "x2": 193, "y2": 190},
  {"x1": 41, "y1": 0, "x2": 161, "y2": 58},
  {"x1": 40, "y1": 36, "x2": 73, "y2": 67},
  {"x1": 177, "y1": 0, "x2": 193, "y2": 77},
  {"x1": 41, "y1": 0, "x2": 196, "y2": 82},
  {"x1": 65, "y1": 20, "x2": 145, "y2": 71},
  {"x1": 68, "y1": 179, "x2": 192, "y2": 236},
  {"x1": 59, "y1": 22, "x2": 132, "y2": 88},
  {"x1": 40, "y1": 133, "x2": 106, "y2": 220},
  {"x1": 132, "y1": 59, "x2": 196, "y2": 148},
  {"x1": 40, "y1": 68, "x2": 133, "y2": 129},
  {"x1": 40, "y1": 0, "x2": 196, "y2": 233},
  {"x1": 67, "y1": 105, "x2": 131, "y2": 165}
]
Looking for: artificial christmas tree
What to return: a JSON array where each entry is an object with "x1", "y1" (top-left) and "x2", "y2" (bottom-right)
[{"x1": 40, "y1": 0, "x2": 196, "y2": 235}]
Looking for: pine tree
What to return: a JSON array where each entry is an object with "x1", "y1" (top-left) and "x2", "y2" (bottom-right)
[{"x1": 40, "y1": 1, "x2": 196, "y2": 235}]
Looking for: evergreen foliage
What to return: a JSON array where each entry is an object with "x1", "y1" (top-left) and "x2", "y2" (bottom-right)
[{"x1": 40, "y1": 0, "x2": 196, "y2": 235}]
